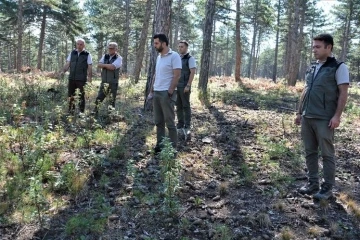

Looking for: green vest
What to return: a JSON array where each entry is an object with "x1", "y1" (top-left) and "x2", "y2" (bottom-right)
[
  {"x1": 300, "y1": 57, "x2": 342, "y2": 120},
  {"x1": 69, "y1": 50, "x2": 89, "y2": 81},
  {"x1": 101, "y1": 54, "x2": 120, "y2": 84},
  {"x1": 177, "y1": 53, "x2": 192, "y2": 88}
]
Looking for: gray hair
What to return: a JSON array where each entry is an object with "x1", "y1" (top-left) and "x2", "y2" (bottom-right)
[
  {"x1": 76, "y1": 38, "x2": 86, "y2": 45},
  {"x1": 108, "y1": 42, "x2": 118, "y2": 49}
]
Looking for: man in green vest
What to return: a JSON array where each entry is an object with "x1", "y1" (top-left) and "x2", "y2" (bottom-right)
[
  {"x1": 295, "y1": 34, "x2": 349, "y2": 200},
  {"x1": 176, "y1": 40, "x2": 196, "y2": 140},
  {"x1": 61, "y1": 38, "x2": 93, "y2": 114},
  {"x1": 94, "y1": 42, "x2": 122, "y2": 114}
]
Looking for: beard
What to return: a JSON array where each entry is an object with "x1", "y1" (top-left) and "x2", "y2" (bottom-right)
[{"x1": 156, "y1": 45, "x2": 164, "y2": 53}]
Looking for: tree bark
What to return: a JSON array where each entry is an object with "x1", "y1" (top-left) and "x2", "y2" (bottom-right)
[
  {"x1": 172, "y1": 0, "x2": 182, "y2": 48},
  {"x1": 198, "y1": 0, "x2": 216, "y2": 97},
  {"x1": 37, "y1": 6, "x2": 47, "y2": 70},
  {"x1": 134, "y1": 0, "x2": 152, "y2": 83},
  {"x1": 145, "y1": 0, "x2": 172, "y2": 99},
  {"x1": 339, "y1": 1, "x2": 353, "y2": 62},
  {"x1": 247, "y1": 0, "x2": 259, "y2": 79},
  {"x1": 287, "y1": 0, "x2": 304, "y2": 86},
  {"x1": 122, "y1": 0, "x2": 131, "y2": 74},
  {"x1": 272, "y1": 0, "x2": 281, "y2": 83},
  {"x1": 235, "y1": 0, "x2": 241, "y2": 82},
  {"x1": 17, "y1": 0, "x2": 24, "y2": 72}
]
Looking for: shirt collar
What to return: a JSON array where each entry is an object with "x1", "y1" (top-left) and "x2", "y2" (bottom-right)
[{"x1": 161, "y1": 48, "x2": 173, "y2": 56}]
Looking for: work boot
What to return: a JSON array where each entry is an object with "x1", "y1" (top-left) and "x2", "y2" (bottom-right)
[
  {"x1": 298, "y1": 181, "x2": 319, "y2": 195},
  {"x1": 313, "y1": 184, "x2": 333, "y2": 200},
  {"x1": 184, "y1": 128, "x2": 191, "y2": 141},
  {"x1": 153, "y1": 145, "x2": 162, "y2": 154}
]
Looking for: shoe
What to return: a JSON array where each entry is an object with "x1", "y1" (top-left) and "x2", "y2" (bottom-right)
[
  {"x1": 184, "y1": 128, "x2": 191, "y2": 141},
  {"x1": 153, "y1": 145, "x2": 162, "y2": 154},
  {"x1": 177, "y1": 128, "x2": 184, "y2": 134},
  {"x1": 313, "y1": 184, "x2": 333, "y2": 200},
  {"x1": 298, "y1": 181, "x2": 319, "y2": 195}
]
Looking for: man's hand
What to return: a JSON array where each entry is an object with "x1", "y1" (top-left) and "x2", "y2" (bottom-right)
[
  {"x1": 328, "y1": 115, "x2": 341, "y2": 129},
  {"x1": 294, "y1": 114, "x2": 301, "y2": 125},
  {"x1": 147, "y1": 92, "x2": 153, "y2": 100},
  {"x1": 168, "y1": 89, "x2": 174, "y2": 98},
  {"x1": 184, "y1": 85, "x2": 190, "y2": 93}
]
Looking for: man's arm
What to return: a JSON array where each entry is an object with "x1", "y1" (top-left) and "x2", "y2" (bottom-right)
[
  {"x1": 150, "y1": 73, "x2": 155, "y2": 94},
  {"x1": 328, "y1": 84, "x2": 349, "y2": 129},
  {"x1": 187, "y1": 68, "x2": 196, "y2": 86},
  {"x1": 294, "y1": 88, "x2": 306, "y2": 125},
  {"x1": 62, "y1": 61, "x2": 70, "y2": 74},
  {"x1": 168, "y1": 69, "x2": 181, "y2": 95},
  {"x1": 98, "y1": 63, "x2": 116, "y2": 70},
  {"x1": 87, "y1": 64, "x2": 92, "y2": 83}
]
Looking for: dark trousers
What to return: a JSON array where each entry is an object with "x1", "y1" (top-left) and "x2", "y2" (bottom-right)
[
  {"x1": 301, "y1": 117, "x2": 335, "y2": 187},
  {"x1": 176, "y1": 87, "x2": 191, "y2": 129},
  {"x1": 153, "y1": 90, "x2": 177, "y2": 149},
  {"x1": 95, "y1": 82, "x2": 118, "y2": 111},
  {"x1": 68, "y1": 80, "x2": 86, "y2": 113}
]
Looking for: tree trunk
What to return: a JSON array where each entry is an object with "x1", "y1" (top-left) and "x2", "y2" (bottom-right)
[
  {"x1": 247, "y1": 0, "x2": 259, "y2": 79},
  {"x1": 339, "y1": 2, "x2": 353, "y2": 62},
  {"x1": 17, "y1": 0, "x2": 24, "y2": 72},
  {"x1": 198, "y1": 0, "x2": 216, "y2": 97},
  {"x1": 172, "y1": 0, "x2": 182, "y2": 48},
  {"x1": 122, "y1": 0, "x2": 131, "y2": 74},
  {"x1": 272, "y1": 0, "x2": 281, "y2": 83},
  {"x1": 287, "y1": 0, "x2": 304, "y2": 86},
  {"x1": 145, "y1": 0, "x2": 172, "y2": 99},
  {"x1": 209, "y1": 19, "x2": 216, "y2": 76},
  {"x1": 235, "y1": 0, "x2": 241, "y2": 82},
  {"x1": 134, "y1": 0, "x2": 152, "y2": 83},
  {"x1": 37, "y1": 6, "x2": 47, "y2": 70},
  {"x1": 252, "y1": 29, "x2": 262, "y2": 79}
]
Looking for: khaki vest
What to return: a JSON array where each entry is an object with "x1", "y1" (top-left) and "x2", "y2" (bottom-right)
[
  {"x1": 300, "y1": 57, "x2": 342, "y2": 120},
  {"x1": 101, "y1": 54, "x2": 120, "y2": 84}
]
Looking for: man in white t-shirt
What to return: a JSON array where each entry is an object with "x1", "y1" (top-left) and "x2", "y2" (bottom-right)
[
  {"x1": 295, "y1": 34, "x2": 349, "y2": 200},
  {"x1": 94, "y1": 42, "x2": 122, "y2": 114},
  {"x1": 149, "y1": 33, "x2": 182, "y2": 154}
]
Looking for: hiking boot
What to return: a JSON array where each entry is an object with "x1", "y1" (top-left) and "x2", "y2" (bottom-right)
[
  {"x1": 153, "y1": 145, "x2": 162, "y2": 154},
  {"x1": 313, "y1": 184, "x2": 333, "y2": 200},
  {"x1": 184, "y1": 128, "x2": 191, "y2": 141},
  {"x1": 298, "y1": 181, "x2": 319, "y2": 195}
]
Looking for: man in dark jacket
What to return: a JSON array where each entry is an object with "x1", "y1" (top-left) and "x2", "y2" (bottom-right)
[
  {"x1": 61, "y1": 38, "x2": 93, "y2": 113},
  {"x1": 176, "y1": 40, "x2": 196, "y2": 139},
  {"x1": 295, "y1": 34, "x2": 349, "y2": 200},
  {"x1": 94, "y1": 42, "x2": 122, "y2": 113}
]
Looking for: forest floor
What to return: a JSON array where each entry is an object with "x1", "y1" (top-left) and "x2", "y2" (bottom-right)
[{"x1": 0, "y1": 74, "x2": 360, "y2": 240}]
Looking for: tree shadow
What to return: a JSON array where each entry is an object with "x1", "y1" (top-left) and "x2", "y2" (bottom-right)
[{"x1": 29, "y1": 92, "x2": 155, "y2": 239}]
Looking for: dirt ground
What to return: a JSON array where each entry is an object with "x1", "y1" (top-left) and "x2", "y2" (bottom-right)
[{"x1": 1, "y1": 77, "x2": 359, "y2": 240}]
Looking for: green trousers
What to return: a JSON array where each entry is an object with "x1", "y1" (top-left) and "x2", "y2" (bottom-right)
[
  {"x1": 153, "y1": 91, "x2": 177, "y2": 149},
  {"x1": 176, "y1": 87, "x2": 191, "y2": 129},
  {"x1": 301, "y1": 117, "x2": 335, "y2": 187}
]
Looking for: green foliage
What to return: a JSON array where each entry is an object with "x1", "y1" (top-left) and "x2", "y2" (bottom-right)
[
  {"x1": 65, "y1": 213, "x2": 107, "y2": 236},
  {"x1": 345, "y1": 101, "x2": 360, "y2": 117},
  {"x1": 237, "y1": 163, "x2": 256, "y2": 186},
  {"x1": 213, "y1": 224, "x2": 232, "y2": 240},
  {"x1": 159, "y1": 138, "x2": 180, "y2": 216}
]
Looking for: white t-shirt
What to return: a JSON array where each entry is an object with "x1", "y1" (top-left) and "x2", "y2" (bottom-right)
[
  {"x1": 187, "y1": 55, "x2": 197, "y2": 69},
  {"x1": 99, "y1": 54, "x2": 122, "y2": 69},
  {"x1": 314, "y1": 61, "x2": 349, "y2": 85},
  {"x1": 66, "y1": 49, "x2": 93, "y2": 65},
  {"x1": 154, "y1": 49, "x2": 182, "y2": 91}
]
